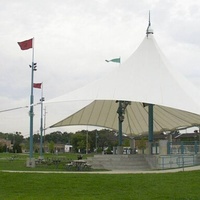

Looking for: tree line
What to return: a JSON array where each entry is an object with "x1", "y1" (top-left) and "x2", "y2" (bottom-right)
[{"x1": 0, "y1": 129, "x2": 130, "y2": 153}]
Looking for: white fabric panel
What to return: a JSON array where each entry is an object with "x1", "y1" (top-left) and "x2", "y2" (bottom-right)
[
  {"x1": 47, "y1": 34, "x2": 200, "y2": 135},
  {"x1": 51, "y1": 100, "x2": 200, "y2": 135},
  {"x1": 46, "y1": 35, "x2": 200, "y2": 114}
]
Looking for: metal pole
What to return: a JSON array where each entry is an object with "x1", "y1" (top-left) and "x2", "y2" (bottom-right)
[
  {"x1": 148, "y1": 104, "x2": 154, "y2": 154},
  {"x1": 118, "y1": 101, "x2": 123, "y2": 146},
  {"x1": 86, "y1": 130, "x2": 88, "y2": 154},
  {"x1": 148, "y1": 104, "x2": 154, "y2": 142},
  {"x1": 39, "y1": 84, "x2": 44, "y2": 159},
  {"x1": 43, "y1": 107, "x2": 47, "y2": 153},
  {"x1": 29, "y1": 45, "x2": 34, "y2": 159},
  {"x1": 95, "y1": 129, "x2": 98, "y2": 153}
]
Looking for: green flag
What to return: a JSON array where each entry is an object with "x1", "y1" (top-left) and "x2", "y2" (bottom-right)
[{"x1": 105, "y1": 58, "x2": 120, "y2": 63}]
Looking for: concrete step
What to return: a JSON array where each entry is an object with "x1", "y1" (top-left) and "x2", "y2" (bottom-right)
[{"x1": 87, "y1": 154, "x2": 151, "y2": 170}]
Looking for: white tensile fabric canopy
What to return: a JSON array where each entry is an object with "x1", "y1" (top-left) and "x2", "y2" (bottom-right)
[{"x1": 47, "y1": 33, "x2": 200, "y2": 136}]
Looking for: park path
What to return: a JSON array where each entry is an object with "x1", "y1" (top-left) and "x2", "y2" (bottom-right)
[{"x1": 1, "y1": 165, "x2": 200, "y2": 174}]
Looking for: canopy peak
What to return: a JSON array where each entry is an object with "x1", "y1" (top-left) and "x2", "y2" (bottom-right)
[{"x1": 146, "y1": 11, "x2": 154, "y2": 36}]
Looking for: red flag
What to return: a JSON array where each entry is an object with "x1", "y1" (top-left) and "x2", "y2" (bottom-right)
[
  {"x1": 18, "y1": 38, "x2": 33, "y2": 50},
  {"x1": 33, "y1": 83, "x2": 42, "y2": 89}
]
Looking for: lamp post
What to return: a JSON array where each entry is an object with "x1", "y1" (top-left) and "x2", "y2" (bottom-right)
[
  {"x1": 116, "y1": 100, "x2": 131, "y2": 154},
  {"x1": 17, "y1": 38, "x2": 35, "y2": 166},
  {"x1": 117, "y1": 101, "x2": 123, "y2": 146},
  {"x1": 39, "y1": 97, "x2": 45, "y2": 159},
  {"x1": 95, "y1": 129, "x2": 98, "y2": 153},
  {"x1": 148, "y1": 104, "x2": 154, "y2": 155},
  {"x1": 86, "y1": 130, "x2": 88, "y2": 154},
  {"x1": 29, "y1": 62, "x2": 37, "y2": 162},
  {"x1": 43, "y1": 107, "x2": 47, "y2": 153}
]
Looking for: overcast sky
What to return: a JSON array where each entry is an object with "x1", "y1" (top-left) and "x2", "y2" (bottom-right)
[{"x1": 1, "y1": 0, "x2": 200, "y2": 137}]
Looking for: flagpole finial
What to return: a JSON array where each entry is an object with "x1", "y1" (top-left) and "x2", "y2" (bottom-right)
[{"x1": 146, "y1": 11, "x2": 154, "y2": 36}]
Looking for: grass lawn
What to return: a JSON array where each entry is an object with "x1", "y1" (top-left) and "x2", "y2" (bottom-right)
[
  {"x1": 0, "y1": 152, "x2": 92, "y2": 171},
  {"x1": 0, "y1": 153, "x2": 200, "y2": 199},
  {"x1": 1, "y1": 171, "x2": 200, "y2": 200}
]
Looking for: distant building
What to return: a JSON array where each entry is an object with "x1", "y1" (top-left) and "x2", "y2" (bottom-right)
[
  {"x1": 174, "y1": 132, "x2": 200, "y2": 142},
  {"x1": 64, "y1": 144, "x2": 73, "y2": 153},
  {"x1": 0, "y1": 138, "x2": 12, "y2": 150}
]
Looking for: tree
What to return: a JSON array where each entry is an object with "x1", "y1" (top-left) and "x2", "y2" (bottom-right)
[
  {"x1": 11, "y1": 132, "x2": 23, "y2": 153},
  {"x1": 13, "y1": 143, "x2": 22, "y2": 153},
  {"x1": 71, "y1": 132, "x2": 86, "y2": 153},
  {"x1": 137, "y1": 137, "x2": 147, "y2": 154},
  {"x1": 0, "y1": 143, "x2": 3, "y2": 152},
  {"x1": 48, "y1": 141, "x2": 55, "y2": 153},
  {"x1": 97, "y1": 129, "x2": 118, "y2": 151},
  {"x1": 123, "y1": 137, "x2": 130, "y2": 147}
]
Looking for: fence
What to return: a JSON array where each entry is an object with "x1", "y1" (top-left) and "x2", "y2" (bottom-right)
[
  {"x1": 157, "y1": 154, "x2": 197, "y2": 169},
  {"x1": 151, "y1": 143, "x2": 159, "y2": 154},
  {"x1": 148, "y1": 141, "x2": 200, "y2": 169},
  {"x1": 167, "y1": 141, "x2": 200, "y2": 155}
]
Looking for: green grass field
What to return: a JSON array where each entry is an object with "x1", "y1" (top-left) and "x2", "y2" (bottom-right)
[
  {"x1": 0, "y1": 153, "x2": 92, "y2": 171},
  {"x1": 1, "y1": 153, "x2": 200, "y2": 199}
]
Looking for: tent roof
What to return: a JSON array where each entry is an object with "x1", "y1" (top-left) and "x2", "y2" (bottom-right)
[
  {"x1": 48, "y1": 34, "x2": 200, "y2": 135},
  {"x1": 51, "y1": 100, "x2": 200, "y2": 135}
]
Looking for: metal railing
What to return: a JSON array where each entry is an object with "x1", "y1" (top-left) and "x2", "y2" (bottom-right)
[
  {"x1": 167, "y1": 141, "x2": 200, "y2": 155},
  {"x1": 158, "y1": 154, "x2": 197, "y2": 169},
  {"x1": 151, "y1": 142, "x2": 159, "y2": 154},
  {"x1": 146, "y1": 141, "x2": 200, "y2": 169}
]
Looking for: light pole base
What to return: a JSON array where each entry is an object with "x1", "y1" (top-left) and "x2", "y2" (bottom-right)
[
  {"x1": 117, "y1": 146, "x2": 123, "y2": 155},
  {"x1": 38, "y1": 156, "x2": 44, "y2": 160},
  {"x1": 26, "y1": 158, "x2": 36, "y2": 168}
]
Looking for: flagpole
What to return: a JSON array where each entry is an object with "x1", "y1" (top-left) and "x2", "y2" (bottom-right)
[
  {"x1": 43, "y1": 107, "x2": 47, "y2": 153},
  {"x1": 17, "y1": 37, "x2": 35, "y2": 167},
  {"x1": 28, "y1": 38, "x2": 37, "y2": 166},
  {"x1": 39, "y1": 83, "x2": 44, "y2": 159}
]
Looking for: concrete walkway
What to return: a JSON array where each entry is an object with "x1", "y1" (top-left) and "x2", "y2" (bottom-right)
[{"x1": 1, "y1": 165, "x2": 200, "y2": 174}]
